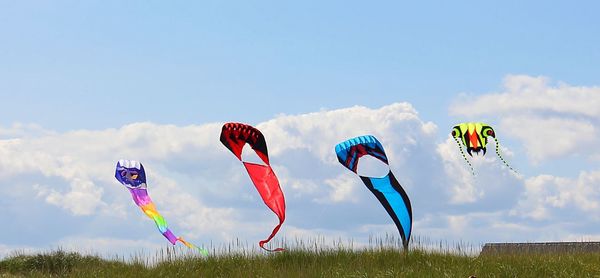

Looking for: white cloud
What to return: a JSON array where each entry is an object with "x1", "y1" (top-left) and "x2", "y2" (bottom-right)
[
  {"x1": 258, "y1": 103, "x2": 434, "y2": 163},
  {"x1": 1, "y1": 97, "x2": 599, "y2": 257},
  {"x1": 515, "y1": 170, "x2": 600, "y2": 220},
  {"x1": 53, "y1": 236, "x2": 181, "y2": 262},
  {"x1": 0, "y1": 123, "x2": 54, "y2": 139},
  {"x1": 435, "y1": 137, "x2": 522, "y2": 204},
  {"x1": 33, "y1": 178, "x2": 106, "y2": 216},
  {"x1": 0, "y1": 244, "x2": 41, "y2": 259},
  {"x1": 436, "y1": 138, "x2": 481, "y2": 203},
  {"x1": 321, "y1": 174, "x2": 361, "y2": 203},
  {"x1": 450, "y1": 75, "x2": 600, "y2": 163},
  {"x1": 450, "y1": 75, "x2": 600, "y2": 118},
  {"x1": 443, "y1": 75, "x2": 600, "y2": 244},
  {"x1": 0, "y1": 103, "x2": 444, "y2": 256},
  {"x1": 500, "y1": 116, "x2": 595, "y2": 162},
  {"x1": 447, "y1": 215, "x2": 469, "y2": 234},
  {"x1": 0, "y1": 122, "x2": 238, "y2": 244},
  {"x1": 563, "y1": 233, "x2": 600, "y2": 242}
]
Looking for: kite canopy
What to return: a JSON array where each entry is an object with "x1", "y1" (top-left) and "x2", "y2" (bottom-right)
[
  {"x1": 451, "y1": 122, "x2": 495, "y2": 157},
  {"x1": 115, "y1": 160, "x2": 147, "y2": 189},
  {"x1": 335, "y1": 135, "x2": 389, "y2": 173},
  {"x1": 220, "y1": 123, "x2": 286, "y2": 252},
  {"x1": 115, "y1": 160, "x2": 208, "y2": 255},
  {"x1": 221, "y1": 122, "x2": 269, "y2": 164},
  {"x1": 335, "y1": 135, "x2": 412, "y2": 250}
]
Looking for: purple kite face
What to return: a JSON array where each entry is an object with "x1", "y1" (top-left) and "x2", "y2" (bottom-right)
[{"x1": 115, "y1": 160, "x2": 147, "y2": 189}]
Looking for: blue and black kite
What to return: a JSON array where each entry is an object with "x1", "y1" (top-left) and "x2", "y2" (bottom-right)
[{"x1": 335, "y1": 135, "x2": 413, "y2": 250}]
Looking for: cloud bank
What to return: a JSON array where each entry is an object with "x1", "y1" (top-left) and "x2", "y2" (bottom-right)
[
  {"x1": 450, "y1": 75, "x2": 600, "y2": 162},
  {"x1": 449, "y1": 75, "x2": 600, "y2": 242},
  {"x1": 1, "y1": 79, "x2": 599, "y2": 256}
]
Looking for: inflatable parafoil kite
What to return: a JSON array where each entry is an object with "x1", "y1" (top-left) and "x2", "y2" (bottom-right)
[
  {"x1": 220, "y1": 123, "x2": 286, "y2": 252},
  {"x1": 115, "y1": 160, "x2": 208, "y2": 255},
  {"x1": 335, "y1": 135, "x2": 412, "y2": 250},
  {"x1": 451, "y1": 122, "x2": 516, "y2": 175}
]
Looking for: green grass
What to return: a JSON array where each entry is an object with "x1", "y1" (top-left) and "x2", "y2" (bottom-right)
[{"x1": 1, "y1": 242, "x2": 600, "y2": 277}]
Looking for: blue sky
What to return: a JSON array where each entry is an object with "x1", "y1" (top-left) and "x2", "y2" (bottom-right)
[
  {"x1": 1, "y1": 1, "x2": 599, "y2": 257},
  {"x1": 2, "y1": 1, "x2": 598, "y2": 129}
]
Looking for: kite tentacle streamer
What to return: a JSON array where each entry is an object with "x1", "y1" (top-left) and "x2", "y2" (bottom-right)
[
  {"x1": 335, "y1": 135, "x2": 412, "y2": 250},
  {"x1": 453, "y1": 136, "x2": 475, "y2": 176},
  {"x1": 115, "y1": 160, "x2": 209, "y2": 256},
  {"x1": 494, "y1": 138, "x2": 517, "y2": 174},
  {"x1": 220, "y1": 123, "x2": 286, "y2": 252}
]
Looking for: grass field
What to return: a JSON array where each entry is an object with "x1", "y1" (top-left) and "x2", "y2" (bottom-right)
[{"x1": 1, "y1": 238, "x2": 599, "y2": 277}]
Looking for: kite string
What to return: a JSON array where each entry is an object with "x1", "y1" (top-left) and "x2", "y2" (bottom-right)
[
  {"x1": 454, "y1": 137, "x2": 475, "y2": 176},
  {"x1": 494, "y1": 138, "x2": 517, "y2": 174}
]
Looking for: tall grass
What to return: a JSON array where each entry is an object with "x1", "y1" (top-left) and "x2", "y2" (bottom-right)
[{"x1": 1, "y1": 236, "x2": 599, "y2": 277}]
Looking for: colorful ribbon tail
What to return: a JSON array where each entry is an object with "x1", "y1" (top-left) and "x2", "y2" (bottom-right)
[
  {"x1": 177, "y1": 237, "x2": 209, "y2": 256},
  {"x1": 161, "y1": 229, "x2": 179, "y2": 245},
  {"x1": 127, "y1": 184, "x2": 209, "y2": 256}
]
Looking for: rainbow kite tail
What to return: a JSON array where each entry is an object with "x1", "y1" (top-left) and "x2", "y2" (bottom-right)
[
  {"x1": 177, "y1": 237, "x2": 210, "y2": 256},
  {"x1": 131, "y1": 188, "x2": 209, "y2": 255},
  {"x1": 159, "y1": 222, "x2": 209, "y2": 256}
]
